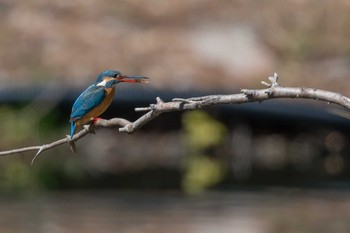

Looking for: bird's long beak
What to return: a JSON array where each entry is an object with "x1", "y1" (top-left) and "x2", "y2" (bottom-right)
[{"x1": 116, "y1": 75, "x2": 149, "y2": 83}]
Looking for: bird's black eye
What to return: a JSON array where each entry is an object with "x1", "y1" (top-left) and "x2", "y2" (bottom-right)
[{"x1": 114, "y1": 74, "x2": 120, "y2": 78}]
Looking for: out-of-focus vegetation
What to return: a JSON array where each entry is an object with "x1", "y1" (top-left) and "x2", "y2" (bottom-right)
[
  {"x1": 182, "y1": 110, "x2": 228, "y2": 194},
  {"x1": 0, "y1": 104, "x2": 83, "y2": 193}
]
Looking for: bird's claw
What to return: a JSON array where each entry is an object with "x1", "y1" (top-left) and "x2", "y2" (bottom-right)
[
  {"x1": 92, "y1": 117, "x2": 102, "y2": 125},
  {"x1": 84, "y1": 124, "x2": 96, "y2": 134}
]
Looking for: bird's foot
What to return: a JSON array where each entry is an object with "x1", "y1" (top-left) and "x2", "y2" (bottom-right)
[
  {"x1": 85, "y1": 124, "x2": 96, "y2": 135},
  {"x1": 92, "y1": 117, "x2": 103, "y2": 125}
]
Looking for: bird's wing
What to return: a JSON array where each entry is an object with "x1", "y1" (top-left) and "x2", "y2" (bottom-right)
[{"x1": 70, "y1": 85, "x2": 106, "y2": 122}]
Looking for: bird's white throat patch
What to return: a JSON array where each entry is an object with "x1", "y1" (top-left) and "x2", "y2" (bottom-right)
[{"x1": 97, "y1": 79, "x2": 107, "y2": 87}]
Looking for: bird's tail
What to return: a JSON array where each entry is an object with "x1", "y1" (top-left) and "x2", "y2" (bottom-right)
[{"x1": 70, "y1": 121, "x2": 76, "y2": 140}]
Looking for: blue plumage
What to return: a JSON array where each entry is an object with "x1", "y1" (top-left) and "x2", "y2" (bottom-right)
[
  {"x1": 69, "y1": 85, "x2": 106, "y2": 139},
  {"x1": 70, "y1": 121, "x2": 76, "y2": 140},
  {"x1": 70, "y1": 85, "x2": 106, "y2": 121}
]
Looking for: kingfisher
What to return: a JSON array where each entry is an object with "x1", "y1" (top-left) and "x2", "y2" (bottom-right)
[{"x1": 69, "y1": 70, "x2": 149, "y2": 139}]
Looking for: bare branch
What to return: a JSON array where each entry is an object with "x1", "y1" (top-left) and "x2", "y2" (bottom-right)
[
  {"x1": 1, "y1": 73, "x2": 350, "y2": 160},
  {"x1": 0, "y1": 117, "x2": 131, "y2": 160}
]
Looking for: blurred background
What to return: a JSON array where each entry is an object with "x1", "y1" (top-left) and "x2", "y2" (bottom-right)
[{"x1": 0, "y1": 0, "x2": 350, "y2": 232}]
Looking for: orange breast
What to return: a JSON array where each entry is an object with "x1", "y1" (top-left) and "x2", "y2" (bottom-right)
[{"x1": 75, "y1": 87, "x2": 116, "y2": 128}]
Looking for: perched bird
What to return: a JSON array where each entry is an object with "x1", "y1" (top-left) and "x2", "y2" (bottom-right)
[{"x1": 69, "y1": 70, "x2": 149, "y2": 139}]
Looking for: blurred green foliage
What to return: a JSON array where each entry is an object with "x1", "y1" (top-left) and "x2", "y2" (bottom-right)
[
  {"x1": 0, "y1": 105, "x2": 86, "y2": 193},
  {"x1": 0, "y1": 160, "x2": 39, "y2": 193},
  {"x1": 181, "y1": 110, "x2": 228, "y2": 194},
  {"x1": 0, "y1": 105, "x2": 38, "y2": 146}
]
